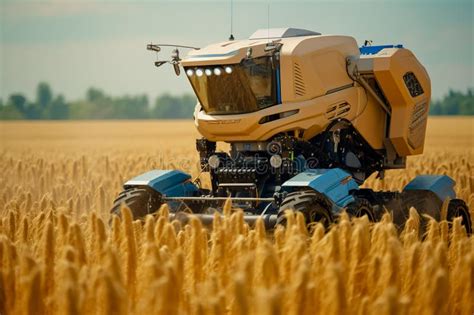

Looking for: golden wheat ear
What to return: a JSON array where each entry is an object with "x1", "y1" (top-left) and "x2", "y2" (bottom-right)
[{"x1": 2, "y1": 119, "x2": 473, "y2": 314}]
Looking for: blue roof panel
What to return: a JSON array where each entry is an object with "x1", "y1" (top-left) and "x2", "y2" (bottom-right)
[{"x1": 359, "y1": 44, "x2": 403, "y2": 55}]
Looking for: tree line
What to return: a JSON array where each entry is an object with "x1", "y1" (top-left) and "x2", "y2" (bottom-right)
[
  {"x1": 0, "y1": 82, "x2": 472, "y2": 120},
  {"x1": 429, "y1": 88, "x2": 474, "y2": 115},
  {"x1": 0, "y1": 82, "x2": 196, "y2": 120}
]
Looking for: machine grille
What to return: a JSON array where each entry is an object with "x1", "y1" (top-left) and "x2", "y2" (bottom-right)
[
  {"x1": 325, "y1": 102, "x2": 351, "y2": 120},
  {"x1": 293, "y1": 63, "x2": 306, "y2": 96},
  {"x1": 408, "y1": 101, "x2": 428, "y2": 149},
  {"x1": 403, "y1": 72, "x2": 424, "y2": 97}
]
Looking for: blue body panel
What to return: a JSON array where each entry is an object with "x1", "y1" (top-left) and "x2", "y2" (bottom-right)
[
  {"x1": 404, "y1": 175, "x2": 456, "y2": 201},
  {"x1": 276, "y1": 67, "x2": 282, "y2": 104},
  {"x1": 124, "y1": 170, "x2": 199, "y2": 197},
  {"x1": 359, "y1": 44, "x2": 403, "y2": 55},
  {"x1": 281, "y1": 168, "x2": 359, "y2": 208}
]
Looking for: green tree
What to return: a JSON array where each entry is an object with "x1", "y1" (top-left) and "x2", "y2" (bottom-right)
[
  {"x1": 86, "y1": 87, "x2": 105, "y2": 103},
  {"x1": 24, "y1": 103, "x2": 42, "y2": 119},
  {"x1": 8, "y1": 94, "x2": 27, "y2": 113},
  {"x1": 46, "y1": 95, "x2": 69, "y2": 119},
  {"x1": 37, "y1": 82, "x2": 53, "y2": 109},
  {"x1": 152, "y1": 93, "x2": 196, "y2": 119},
  {"x1": 430, "y1": 88, "x2": 474, "y2": 115},
  {"x1": 0, "y1": 104, "x2": 24, "y2": 119}
]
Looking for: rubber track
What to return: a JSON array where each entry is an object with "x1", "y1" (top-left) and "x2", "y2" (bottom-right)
[
  {"x1": 276, "y1": 190, "x2": 332, "y2": 226},
  {"x1": 110, "y1": 187, "x2": 162, "y2": 219}
]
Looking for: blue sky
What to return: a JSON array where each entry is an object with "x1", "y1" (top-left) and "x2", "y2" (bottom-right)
[{"x1": 1, "y1": 0, "x2": 472, "y2": 101}]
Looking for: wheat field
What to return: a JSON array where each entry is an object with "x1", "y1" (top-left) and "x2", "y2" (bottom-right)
[{"x1": 0, "y1": 117, "x2": 473, "y2": 315}]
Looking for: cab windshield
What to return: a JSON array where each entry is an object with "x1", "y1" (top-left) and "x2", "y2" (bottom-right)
[{"x1": 185, "y1": 57, "x2": 278, "y2": 115}]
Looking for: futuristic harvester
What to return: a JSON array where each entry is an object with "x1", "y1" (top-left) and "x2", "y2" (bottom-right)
[{"x1": 111, "y1": 28, "x2": 472, "y2": 232}]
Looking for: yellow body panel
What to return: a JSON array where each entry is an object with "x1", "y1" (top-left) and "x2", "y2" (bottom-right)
[
  {"x1": 371, "y1": 49, "x2": 431, "y2": 155},
  {"x1": 279, "y1": 35, "x2": 359, "y2": 102},
  {"x1": 182, "y1": 31, "x2": 431, "y2": 159},
  {"x1": 195, "y1": 86, "x2": 362, "y2": 141},
  {"x1": 351, "y1": 89, "x2": 387, "y2": 150}
]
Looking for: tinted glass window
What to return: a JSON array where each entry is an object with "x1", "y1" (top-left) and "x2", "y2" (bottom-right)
[{"x1": 186, "y1": 57, "x2": 277, "y2": 115}]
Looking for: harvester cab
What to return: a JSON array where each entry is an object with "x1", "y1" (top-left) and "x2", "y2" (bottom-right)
[{"x1": 112, "y1": 28, "x2": 472, "y2": 233}]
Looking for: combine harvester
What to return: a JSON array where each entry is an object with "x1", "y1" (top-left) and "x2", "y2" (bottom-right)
[{"x1": 112, "y1": 28, "x2": 472, "y2": 232}]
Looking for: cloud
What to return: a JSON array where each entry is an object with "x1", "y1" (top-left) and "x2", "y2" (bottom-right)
[
  {"x1": 1, "y1": 37, "x2": 190, "y2": 100},
  {"x1": 1, "y1": 0, "x2": 471, "y2": 100},
  {"x1": 4, "y1": 2, "x2": 82, "y2": 18},
  {"x1": 2, "y1": 1, "x2": 127, "y2": 19}
]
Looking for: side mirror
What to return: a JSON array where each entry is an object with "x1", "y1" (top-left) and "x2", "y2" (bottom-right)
[
  {"x1": 171, "y1": 49, "x2": 181, "y2": 76},
  {"x1": 173, "y1": 64, "x2": 181, "y2": 76},
  {"x1": 148, "y1": 44, "x2": 199, "y2": 75},
  {"x1": 147, "y1": 44, "x2": 161, "y2": 52}
]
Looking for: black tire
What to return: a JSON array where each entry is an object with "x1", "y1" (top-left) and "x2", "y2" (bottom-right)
[
  {"x1": 276, "y1": 190, "x2": 333, "y2": 229},
  {"x1": 447, "y1": 199, "x2": 472, "y2": 235},
  {"x1": 110, "y1": 187, "x2": 163, "y2": 220},
  {"x1": 346, "y1": 198, "x2": 376, "y2": 221}
]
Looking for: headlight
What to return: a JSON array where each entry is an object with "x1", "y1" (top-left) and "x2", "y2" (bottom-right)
[
  {"x1": 214, "y1": 68, "x2": 222, "y2": 76},
  {"x1": 205, "y1": 69, "x2": 212, "y2": 76},
  {"x1": 208, "y1": 155, "x2": 220, "y2": 169},
  {"x1": 196, "y1": 69, "x2": 204, "y2": 77},
  {"x1": 270, "y1": 155, "x2": 282, "y2": 168},
  {"x1": 186, "y1": 69, "x2": 194, "y2": 77},
  {"x1": 224, "y1": 66, "x2": 233, "y2": 74}
]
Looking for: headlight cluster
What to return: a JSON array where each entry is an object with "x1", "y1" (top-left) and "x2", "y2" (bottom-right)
[
  {"x1": 186, "y1": 66, "x2": 233, "y2": 77},
  {"x1": 208, "y1": 153, "x2": 283, "y2": 170}
]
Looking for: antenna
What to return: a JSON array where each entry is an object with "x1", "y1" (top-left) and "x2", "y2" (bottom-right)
[
  {"x1": 229, "y1": 0, "x2": 234, "y2": 40},
  {"x1": 267, "y1": 4, "x2": 270, "y2": 43}
]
